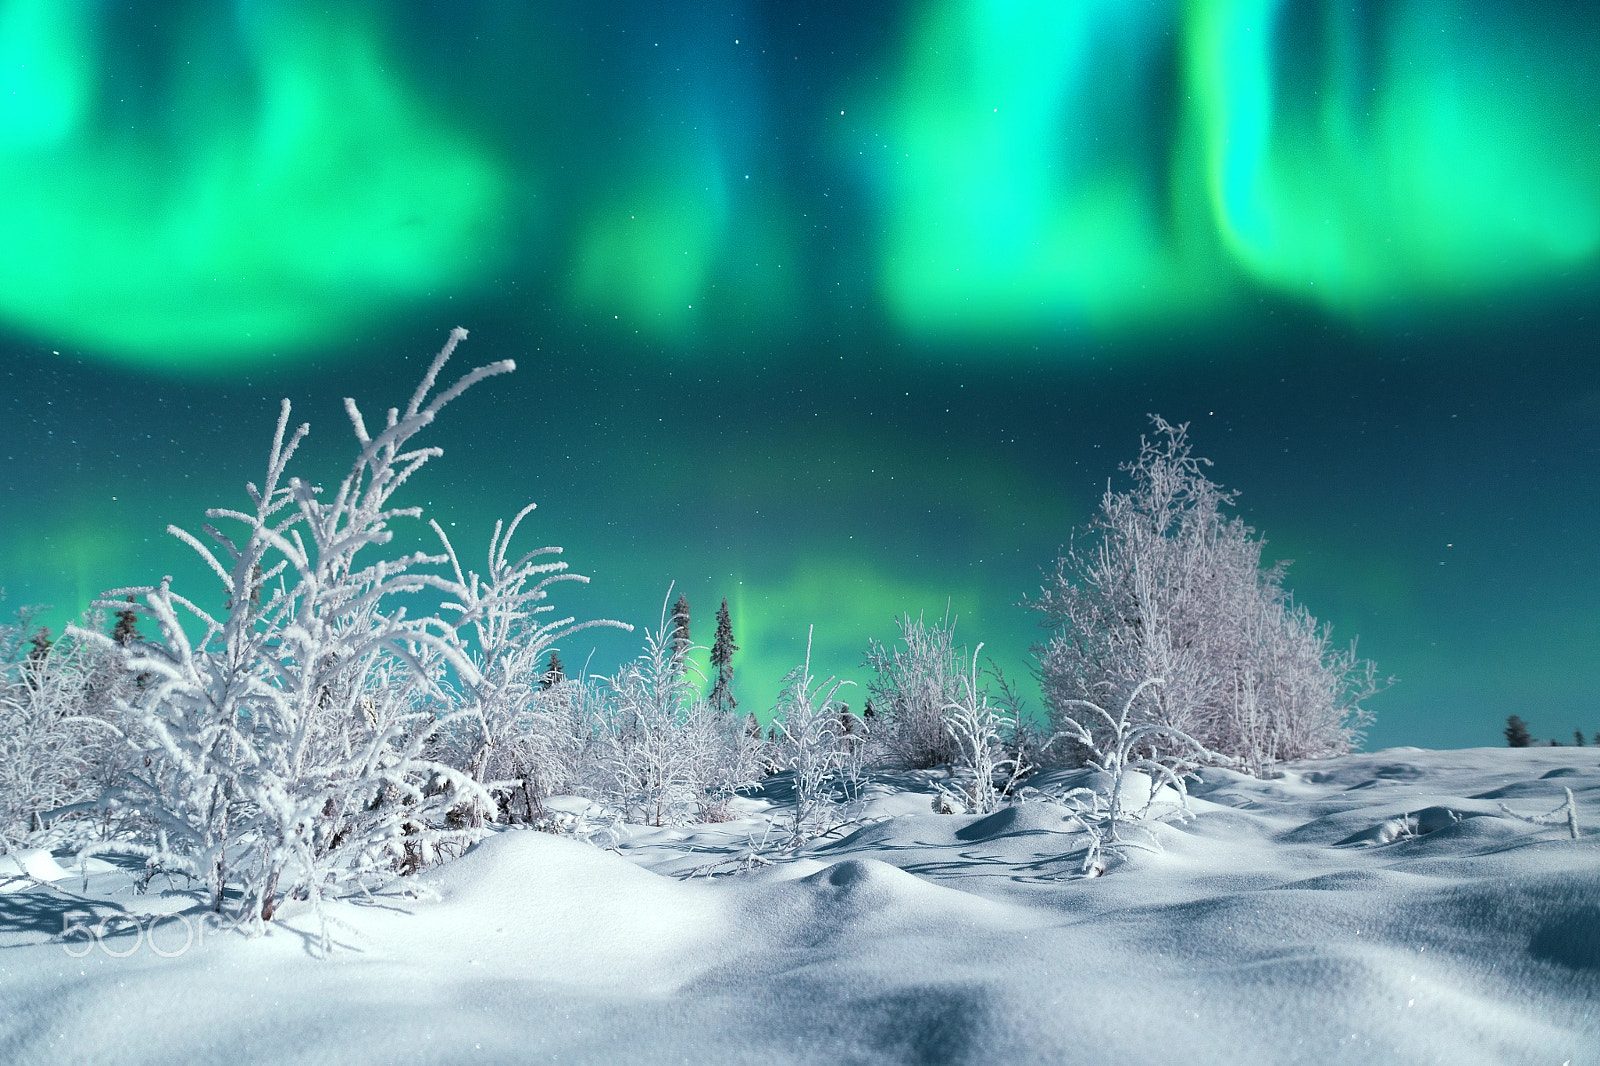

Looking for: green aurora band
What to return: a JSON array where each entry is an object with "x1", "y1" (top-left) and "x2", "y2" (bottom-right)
[
  {"x1": 0, "y1": 0, "x2": 505, "y2": 363},
  {"x1": 0, "y1": 0, "x2": 1596, "y2": 362}
]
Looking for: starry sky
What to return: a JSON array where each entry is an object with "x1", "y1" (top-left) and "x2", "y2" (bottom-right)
[{"x1": 2, "y1": 0, "x2": 1598, "y2": 749}]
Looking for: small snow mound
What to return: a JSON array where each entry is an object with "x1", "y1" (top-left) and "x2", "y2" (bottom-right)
[
  {"x1": 955, "y1": 802, "x2": 1075, "y2": 842},
  {"x1": 793, "y1": 858, "x2": 962, "y2": 917},
  {"x1": 1188, "y1": 767, "x2": 1255, "y2": 794},
  {"x1": 820, "y1": 859, "x2": 878, "y2": 889},
  {"x1": 1335, "y1": 806, "x2": 1477, "y2": 847},
  {"x1": 802, "y1": 857, "x2": 916, "y2": 895},
  {"x1": 1539, "y1": 767, "x2": 1583, "y2": 779},
  {"x1": 1471, "y1": 779, "x2": 1578, "y2": 800},
  {"x1": 1373, "y1": 762, "x2": 1426, "y2": 780},
  {"x1": 0, "y1": 849, "x2": 69, "y2": 891},
  {"x1": 308, "y1": 830, "x2": 732, "y2": 989},
  {"x1": 418, "y1": 828, "x2": 670, "y2": 907}
]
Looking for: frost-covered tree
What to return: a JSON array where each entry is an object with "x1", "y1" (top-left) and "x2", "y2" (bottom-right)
[
  {"x1": 541, "y1": 651, "x2": 565, "y2": 689},
  {"x1": 71, "y1": 328, "x2": 514, "y2": 923},
  {"x1": 669, "y1": 593, "x2": 692, "y2": 675},
  {"x1": 863, "y1": 612, "x2": 966, "y2": 768},
  {"x1": 1031, "y1": 417, "x2": 1382, "y2": 771},
  {"x1": 708, "y1": 597, "x2": 738, "y2": 715}
]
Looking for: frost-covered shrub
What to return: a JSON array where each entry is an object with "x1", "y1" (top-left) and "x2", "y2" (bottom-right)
[
  {"x1": 0, "y1": 614, "x2": 130, "y2": 846},
  {"x1": 771, "y1": 627, "x2": 854, "y2": 844},
  {"x1": 589, "y1": 596, "x2": 760, "y2": 827},
  {"x1": 1043, "y1": 678, "x2": 1204, "y2": 874},
  {"x1": 70, "y1": 329, "x2": 523, "y2": 923},
  {"x1": 429, "y1": 503, "x2": 629, "y2": 825},
  {"x1": 937, "y1": 646, "x2": 1029, "y2": 816},
  {"x1": 1498, "y1": 788, "x2": 1580, "y2": 841},
  {"x1": 1031, "y1": 417, "x2": 1383, "y2": 771},
  {"x1": 863, "y1": 613, "x2": 965, "y2": 768}
]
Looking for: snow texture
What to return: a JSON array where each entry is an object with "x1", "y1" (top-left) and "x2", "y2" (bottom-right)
[{"x1": 0, "y1": 745, "x2": 1596, "y2": 1064}]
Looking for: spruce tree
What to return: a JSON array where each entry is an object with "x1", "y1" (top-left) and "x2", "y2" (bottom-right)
[
  {"x1": 541, "y1": 650, "x2": 565, "y2": 689},
  {"x1": 24, "y1": 627, "x2": 52, "y2": 687},
  {"x1": 1576, "y1": 730, "x2": 1587, "y2": 747},
  {"x1": 1504, "y1": 715, "x2": 1532, "y2": 747},
  {"x1": 670, "y1": 593, "x2": 692, "y2": 673},
  {"x1": 708, "y1": 597, "x2": 738, "y2": 714},
  {"x1": 111, "y1": 595, "x2": 140, "y2": 646}
]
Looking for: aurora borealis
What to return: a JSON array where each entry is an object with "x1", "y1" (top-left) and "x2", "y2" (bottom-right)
[{"x1": 2, "y1": 0, "x2": 1598, "y2": 747}]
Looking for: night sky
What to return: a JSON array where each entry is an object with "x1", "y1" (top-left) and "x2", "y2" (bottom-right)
[{"x1": 2, "y1": 0, "x2": 1597, "y2": 749}]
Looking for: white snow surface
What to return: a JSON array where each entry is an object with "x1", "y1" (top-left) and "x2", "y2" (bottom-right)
[{"x1": 1, "y1": 746, "x2": 1596, "y2": 1064}]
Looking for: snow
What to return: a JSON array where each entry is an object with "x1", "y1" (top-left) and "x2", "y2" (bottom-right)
[
  {"x1": 1, "y1": 746, "x2": 1596, "y2": 1064},
  {"x1": 0, "y1": 850, "x2": 117, "y2": 892}
]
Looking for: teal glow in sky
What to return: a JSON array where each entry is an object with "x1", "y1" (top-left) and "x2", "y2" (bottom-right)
[{"x1": 2, "y1": 1, "x2": 1598, "y2": 748}]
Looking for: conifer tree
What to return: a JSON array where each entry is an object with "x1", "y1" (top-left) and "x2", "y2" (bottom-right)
[
  {"x1": 541, "y1": 651, "x2": 565, "y2": 690},
  {"x1": 110, "y1": 596, "x2": 139, "y2": 646},
  {"x1": 670, "y1": 593, "x2": 692, "y2": 674},
  {"x1": 23, "y1": 628, "x2": 51, "y2": 688},
  {"x1": 708, "y1": 597, "x2": 738, "y2": 714},
  {"x1": 1504, "y1": 715, "x2": 1532, "y2": 747}
]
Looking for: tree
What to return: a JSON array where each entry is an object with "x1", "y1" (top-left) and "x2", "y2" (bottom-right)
[
  {"x1": 1504, "y1": 715, "x2": 1532, "y2": 747},
  {"x1": 541, "y1": 651, "x2": 565, "y2": 690},
  {"x1": 669, "y1": 593, "x2": 692, "y2": 675},
  {"x1": 429, "y1": 501, "x2": 629, "y2": 827},
  {"x1": 592, "y1": 593, "x2": 757, "y2": 826},
  {"x1": 1045, "y1": 678, "x2": 1205, "y2": 874},
  {"x1": 938, "y1": 645, "x2": 1026, "y2": 815},
  {"x1": 0, "y1": 613, "x2": 129, "y2": 847},
  {"x1": 110, "y1": 597, "x2": 140, "y2": 646},
  {"x1": 708, "y1": 598, "x2": 738, "y2": 715},
  {"x1": 1031, "y1": 417, "x2": 1383, "y2": 771}
]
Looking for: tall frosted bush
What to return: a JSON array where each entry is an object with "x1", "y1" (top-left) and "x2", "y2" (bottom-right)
[
  {"x1": 70, "y1": 329, "x2": 546, "y2": 923},
  {"x1": 862, "y1": 613, "x2": 965, "y2": 768},
  {"x1": 1031, "y1": 417, "x2": 1382, "y2": 770}
]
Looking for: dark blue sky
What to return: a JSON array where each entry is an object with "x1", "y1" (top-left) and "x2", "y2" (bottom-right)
[{"x1": 2, "y1": 1, "x2": 1597, "y2": 748}]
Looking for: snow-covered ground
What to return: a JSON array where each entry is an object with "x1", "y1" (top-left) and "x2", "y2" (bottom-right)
[{"x1": 1, "y1": 746, "x2": 1595, "y2": 1064}]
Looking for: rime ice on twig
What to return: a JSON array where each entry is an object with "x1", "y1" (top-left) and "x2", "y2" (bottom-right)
[
  {"x1": 1499, "y1": 787, "x2": 1580, "y2": 840},
  {"x1": 1030, "y1": 416, "x2": 1386, "y2": 774},
  {"x1": 65, "y1": 329, "x2": 530, "y2": 931},
  {"x1": 1041, "y1": 678, "x2": 1206, "y2": 873},
  {"x1": 771, "y1": 626, "x2": 855, "y2": 846}
]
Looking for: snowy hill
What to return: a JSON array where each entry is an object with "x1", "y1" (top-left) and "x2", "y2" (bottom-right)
[{"x1": 1, "y1": 746, "x2": 1595, "y2": 1064}]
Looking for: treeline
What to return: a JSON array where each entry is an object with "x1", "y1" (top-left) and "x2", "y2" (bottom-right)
[
  {"x1": 1504, "y1": 716, "x2": 1598, "y2": 748},
  {"x1": 0, "y1": 330, "x2": 1383, "y2": 923}
]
